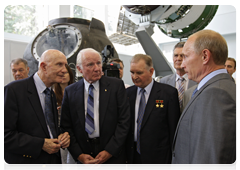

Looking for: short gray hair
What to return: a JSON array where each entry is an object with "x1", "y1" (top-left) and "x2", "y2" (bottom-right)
[
  {"x1": 76, "y1": 48, "x2": 102, "y2": 69},
  {"x1": 10, "y1": 58, "x2": 28, "y2": 68}
]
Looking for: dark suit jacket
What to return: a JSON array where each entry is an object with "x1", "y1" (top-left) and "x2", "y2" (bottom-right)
[
  {"x1": 4, "y1": 75, "x2": 61, "y2": 164},
  {"x1": 60, "y1": 76, "x2": 130, "y2": 163},
  {"x1": 172, "y1": 73, "x2": 236, "y2": 164},
  {"x1": 126, "y1": 81, "x2": 180, "y2": 164}
]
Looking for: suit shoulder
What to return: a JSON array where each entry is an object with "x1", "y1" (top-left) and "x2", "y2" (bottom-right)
[
  {"x1": 5, "y1": 77, "x2": 31, "y2": 90},
  {"x1": 155, "y1": 81, "x2": 178, "y2": 94},
  {"x1": 160, "y1": 74, "x2": 175, "y2": 83}
]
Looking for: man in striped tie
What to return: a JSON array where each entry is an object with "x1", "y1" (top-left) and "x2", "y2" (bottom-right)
[
  {"x1": 61, "y1": 48, "x2": 130, "y2": 164},
  {"x1": 126, "y1": 54, "x2": 180, "y2": 163},
  {"x1": 159, "y1": 42, "x2": 197, "y2": 112}
]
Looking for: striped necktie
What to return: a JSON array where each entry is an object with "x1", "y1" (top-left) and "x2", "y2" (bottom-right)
[
  {"x1": 85, "y1": 84, "x2": 95, "y2": 134},
  {"x1": 136, "y1": 88, "x2": 146, "y2": 154},
  {"x1": 178, "y1": 78, "x2": 185, "y2": 110},
  {"x1": 44, "y1": 88, "x2": 57, "y2": 138}
]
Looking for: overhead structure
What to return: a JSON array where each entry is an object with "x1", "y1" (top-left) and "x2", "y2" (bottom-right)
[{"x1": 122, "y1": 5, "x2": 218, "y2": 77}]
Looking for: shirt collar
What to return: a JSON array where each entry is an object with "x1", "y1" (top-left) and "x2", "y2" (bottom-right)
[
  {"x1": 197, "y1": 69, "x2": 227, "y2": 90},
  {"x1": 137, "y1": 78, "x2": 154, "y2": 95},
  {"x1": 33, "y1": 72, "x2": 50, "y2": 93},
  {"x1": 175, "y1": 73, "x2": 188, "y2": 81},
  {"x1": 84, "y1": 78, "x2": 99, "y2": 91}
]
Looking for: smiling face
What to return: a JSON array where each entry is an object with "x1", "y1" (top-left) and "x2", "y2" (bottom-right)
[
  {"x1": 130, "y1": 59, "x2": 154, "y2": 88},
  {"x1": 77, "y1": 50, "x2": 102, "y2": 84}
]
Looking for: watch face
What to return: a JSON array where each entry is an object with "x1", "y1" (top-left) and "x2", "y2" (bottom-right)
[{"x1": 32, "y1": 24, "x2": 82, "y2": 61}]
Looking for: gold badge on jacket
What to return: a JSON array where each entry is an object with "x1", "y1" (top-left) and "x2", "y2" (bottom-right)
[{"x1": 156, "y1": 100, "x2": 164, "y2": 108}]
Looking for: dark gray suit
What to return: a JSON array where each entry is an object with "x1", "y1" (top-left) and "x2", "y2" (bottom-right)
[{"x1": 172, "y1": 73, "x2": 236, "y2": 164}]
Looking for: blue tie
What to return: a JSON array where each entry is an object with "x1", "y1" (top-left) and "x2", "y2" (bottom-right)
[
  {"x1": 85, "y1": 84, "x2": 95, "y2": 134},
  {"x1": 191, "y1": 87, "x2": 198, "y2": 98},
  {"x1": 44, "y1": 88, "x2": 57, "y2": 138},
  {"x1": 137, "y1": 88, "x2": 146, "y2": 154}
]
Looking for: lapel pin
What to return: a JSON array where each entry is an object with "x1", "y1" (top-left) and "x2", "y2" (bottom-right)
[{"x1": 156, "y1": 100, "x2": 164, "y2": 108}]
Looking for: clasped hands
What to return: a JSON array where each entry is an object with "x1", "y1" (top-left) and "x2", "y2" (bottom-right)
[
  {"x1": 78, "y1": 150, "x2": 112, "y2": 164},
  {"x1": 42, "y1": 132, "x2": 70, "y2": 154}
]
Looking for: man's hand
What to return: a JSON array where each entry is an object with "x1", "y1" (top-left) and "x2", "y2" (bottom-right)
[
  {"x1": 42, "y1": 138, "x2": 61, "y2": 154},
  {"x1": 78, "y1": 153, "x2": 100, "y2": 164},
  {"x1": 58, "y1": 132, "x2": 70, "y2": 149},
  {"x1": 95, "y1": 150, "x2": 112, "y2": 164}
]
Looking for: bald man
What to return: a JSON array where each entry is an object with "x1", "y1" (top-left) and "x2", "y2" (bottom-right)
[{"x1": 5, "y1": 50, "x2": 70, "y2": 164}]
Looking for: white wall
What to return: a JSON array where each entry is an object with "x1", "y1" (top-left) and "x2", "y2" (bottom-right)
[{"x1": 4, "y1": 39, "x2": 29, "y2": 85}]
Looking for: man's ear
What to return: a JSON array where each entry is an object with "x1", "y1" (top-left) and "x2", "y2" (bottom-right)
[
  {"x1": 202, "y1": 49, "x2": 211, "y2": 64},
  {"x1": 77, "y1": 66, "x2": 83, "y2": 73},
  {"x1": 40, "y1": 62, "x2": 47, "y2": 72}
]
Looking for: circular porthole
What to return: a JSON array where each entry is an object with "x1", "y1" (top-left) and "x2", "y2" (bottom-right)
[{"x1": 32, "y1": 24, "x2": 82, "y2": 61}]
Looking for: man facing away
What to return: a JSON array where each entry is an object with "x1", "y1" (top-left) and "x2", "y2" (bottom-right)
[
  {"x1": 160, "y1": 42, "x2": 197, "y2": 112},
  {"x1": 172, "y1": 30, "x2": 236, "y2": 164},
  {"x1": 126, "y1": 54, "x2": 180, "y2": 164},
  {"x1": 5, "y1": 49, "x2": 70, "y2": 164},
  {"x1": 10, "y1": 58, "x2": 29, "y2": 80},
  {"x1": 60, "y1": 48, "x2": 130, "y2": 164}
]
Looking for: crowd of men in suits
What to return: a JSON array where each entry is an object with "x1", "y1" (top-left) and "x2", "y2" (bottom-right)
[{"x1": 4, "y1": 29, "x2": 236, "y2": 164}]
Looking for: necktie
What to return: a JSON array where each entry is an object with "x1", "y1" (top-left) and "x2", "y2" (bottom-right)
[
  {"x1": 44, "y1": 88, "x2": 57, "y2": 138},
  {"x1": 191, "y1": 87, "x2": 198, "y2": 98},
  {"x1": 85, "y1": 84, "x2": 95, "y2": 134},
  {"x1": 178, "y1": 78, "x2": 185, "y2": 110},
  {"x1": 137, "y1": 88, "x2": 146, "y2": 154}
]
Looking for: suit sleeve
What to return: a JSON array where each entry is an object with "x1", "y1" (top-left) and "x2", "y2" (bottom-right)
[
  {"x1": 190, "y1": 87, "x2": 236, "y2": 163},
  {"x1": 4, "y1": 85, "x2": 44, "y2": 159},
  {"x1": 104, "y1": 80, "x2": 131, "y2": 157},
  {"x1": 60, "y1": 89, "x2": 83, "y2": 160},
  {"x1": 167, "y1": 88, "x2": 181, "y2": 148}
]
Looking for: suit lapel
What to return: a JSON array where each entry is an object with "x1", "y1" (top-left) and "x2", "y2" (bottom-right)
[
  {"x1": 172, "y1": 73, "x2": 230, "y2": 151},
  {"x1": 99, "y1": 76, "x2": 110, "y2": 128},
  {"x1": 141, "y1": 81, "x2": 160, "y2": 129},
  {"x1": 128, "y1": 86, "x2": 138, "y2": 126},
  {"x1": 75, "y1": 79, "x2": 86, "y2": 130},
  {"x1": 27, "y1": 76, "x2": 50, "y2": 137}
]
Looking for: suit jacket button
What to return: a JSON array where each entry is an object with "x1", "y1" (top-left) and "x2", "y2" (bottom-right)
[
  {"x1": 29, "y1": 156, "x2": 32, "y2": 158},
  {"x1": 23, "y1": 155, "x2": 25, "y2": 157},
  {"x1": 26, "y1": 155, "x2": 29, "y2": 157}
]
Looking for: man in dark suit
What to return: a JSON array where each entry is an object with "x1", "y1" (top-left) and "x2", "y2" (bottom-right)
[
  {"x1": 4, "y1": 49, "x2": 70, "y2": 164},
  {"x1": 126, "y1": 54, "x2": 180, "y2": 164},
  {"x1": 172, "y1": 30, "x2": 236, "y2": 164},
  {"x1": 160, "y1": 42, "x2": 197, "y2": 112},
  {"x1": 60, "y1": 48, "x2": 130, "y2": 164}
]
